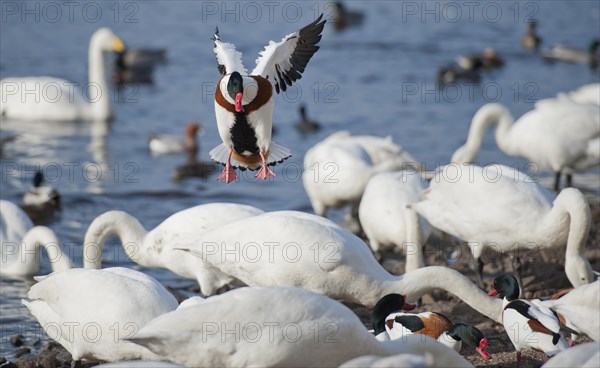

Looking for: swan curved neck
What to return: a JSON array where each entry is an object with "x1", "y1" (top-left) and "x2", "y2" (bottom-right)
[
  {"x1": 550, "y1": 189, "x2": 593, "y2": 286},
  {"x1": 459, "y1": 104, "x2": 515, "y2": 162},
  {"x1": 379, "y1": 266, "x2": 503, "y2": 322},
  {"x1": 22, "y1": 226, "x2": 71, "y2": 273},
  {"x1": 83, "y1": 211, "x2": 149, "y2": 268},
  {"x1": 554, "y1": 189, "x2": 591, "y2": 254},
  {"x1": 88, "y1": 41, "x2": 112, "y2": 121}
]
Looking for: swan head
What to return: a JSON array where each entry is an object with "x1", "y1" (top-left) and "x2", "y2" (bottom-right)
[
  {"x1": 487, "y1": 274, "x2": 520, "y2": 301},
  {"x1": 371, "y1": 294, "x2": 416, "y2": 334},
  {"x1": 446, "y1": 323, "x2": 491, "y2": 359},
  {"x1": 91, "y1": 28, "x2": 126, "y2": 54},
  {"x1": 565, "y1": 255, "x2": 594, "y2": 287}
]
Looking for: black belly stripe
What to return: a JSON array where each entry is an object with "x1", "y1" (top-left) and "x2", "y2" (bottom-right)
[
  {"x1": 394, "y1": 315, "x2": 425, "y2": 333},
  {"x1": 230, "y1": 112, "x2": 259, "y2": 155}
]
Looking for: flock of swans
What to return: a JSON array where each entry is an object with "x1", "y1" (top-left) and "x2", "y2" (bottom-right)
[{"x1": 0, "y1": 16, "x2": 599, "y2": 368}]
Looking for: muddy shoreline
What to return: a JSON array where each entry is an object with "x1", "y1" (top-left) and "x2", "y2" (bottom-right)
[{"x1": 4, "y1": 199, "x2": 599, "y2": 368}]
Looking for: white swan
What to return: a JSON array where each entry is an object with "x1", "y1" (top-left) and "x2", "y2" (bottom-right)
[
  {"x1": 0, "y1": 28, "x2": 125, "y2": 122},
  {"x1": 413, "y1": 164, "x2": 594, "y2": 288},
  {"x1": 174, "y1": 210, "x2": 503, "y2": 321},
  {"x1": 93, "y1": 362, "x2": 183, "y2": 368},
  {"x1": 450, "y1": 103, "x2": 600, "y2": 190},
  {"x1": 129, "y1": 286, "x2": 473, "y2": 368},
  {"x1": 340, "y1": 354, "x2": 436, "y2": 368},
  {"x1": 303, "y1": 131, "x2": 418, "y2": 218},
  {"x1": 22, "y1": 267, "x2": 178, "y2": 362},
  {"x1": 540, "y1": 280, "x2": 599, "y2": 341},
  {"x1": 542, "y1": 342, "x2": 600, "y2": 368},
  {"x1": 1, "y1": 200, "x2": 71, "y2": 277},
  {"x1": 537, "y1": 83, "x2": 600, "y2": 106},
  {"x1": 359, "y1": 171, "x2": 432, "y2": 264},
  {"x1": 83, "y1": 203, "x2": 264, "y2": 294}
]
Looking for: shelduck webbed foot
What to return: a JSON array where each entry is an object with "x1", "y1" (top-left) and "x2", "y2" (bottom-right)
[{"x1": 255, "y1": 150, "x2": 276, "y2": 180}]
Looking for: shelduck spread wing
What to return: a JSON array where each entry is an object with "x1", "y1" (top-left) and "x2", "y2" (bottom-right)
[
  {"x1": 212, "y1": 28, "x2": 247, "y2": 75},
  {"x1": 251, "y1": 15, "x2": 326, "y2": 93}
]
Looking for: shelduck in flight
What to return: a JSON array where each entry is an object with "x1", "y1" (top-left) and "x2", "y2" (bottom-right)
[{"x1": 210, "y1": 15, "x2": 326, "y2": 183}]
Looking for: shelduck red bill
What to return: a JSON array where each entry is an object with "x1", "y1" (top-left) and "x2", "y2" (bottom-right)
[
  {"x1": 476, "y1": 337, "x2": 492, "y2": 359},
  {"x1": 234, "y1": 92, "x2": 244, "y2": 112},
  {"x1": 210, "y1": 16, "x2": 324, "y2": 183},
  {"x1": 487, "y1": 289, "x2": 498, "y2": 297}
]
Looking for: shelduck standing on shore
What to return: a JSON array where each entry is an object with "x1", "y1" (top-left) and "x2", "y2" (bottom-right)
[
  {"x1": 372, "y1": 294, "x2": 491, "y2": 359},
  {"x1": 488, "y1": 274, "x2": 568, "y2": 367},
  {"x1": 210, "y1": 15, "x2": 326, "y2": 183}
]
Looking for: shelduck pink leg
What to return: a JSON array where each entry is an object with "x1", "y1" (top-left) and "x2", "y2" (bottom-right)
[
  {"x1": 217, "y1": 147, "x2": 237, "y2": 184},
  {"x1": 255, "y1": 149, "x2": 276, "y2": 180}
]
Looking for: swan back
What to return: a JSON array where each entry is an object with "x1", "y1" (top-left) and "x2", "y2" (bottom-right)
[
  {"x1": 303, "y1": 132, "x2": 418, "y2": 215},
  {"x1": 359, "y1": 171, "x2": 431, "y2": 253},
  {"x1": 175, "y1": 210, "x2": 392, "y2": 303},
  {"x1": 541, "y1": 280, "x2": 599, "y2": 341},
  {"x1": 509, "y1": 102, "x2": 600, "y2": 171},
  {"x1": 542, "y1": 342, "x2": 600, "y2": 367},
  {"x1": 413, "y1": 164, "x2": 557, "y2": 247},
  {"x1": 303, "y1": 137, "x2": 376, "y2": 212},
  {"x1": 23, "y1": 267, "x2": 178, "y2": 362},
  {"x1": 347, "y1": 134, "x2": 418, "y2": 165},
  {"x1": 130, "y1": 287, "x2": 380, "y2": 367},
  {"x1": 143, "y1": 203, "x2": 264, "y2": 275}
]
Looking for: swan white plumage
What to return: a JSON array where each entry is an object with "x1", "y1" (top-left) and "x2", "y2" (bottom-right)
[
  {"x1": 541, "y1": 342, "x2": 600, "y2": 367},
  {"x1": 22, "y1": 267, "x2": 178, "y2": 362},
  {"x1": 540, "y1": 280, "x2": 599, "y2": 341},
  {"x1": 413, "y1": 164, "x2": 594, "y2": 288},
  {"x1": 537, "y1": 83, "x2": 600, "y2": 106},
  {"x1": 303, "y1": 131, "x2": 418, "y2": 218},
  {"x1": 340, "y1": 354, "x2": 436, "y2": 368},
  {"x1": 359, "y1": 171, "x2": 432, "y2": 264},
  {"x1": 1, "y1": 200, "x2": 71, "y2": 277},
  {"x1": 450, "y1": 102, "x2": 600, "y2": 190},
  {"x1": 128, "y1": 286, "x2": 473, "y2": 368},
  {"x1": 93, "y1": 362, "x2": 184, "y2": 368},
  {"x1": 174, "y1": 210, "x2": 503, "y2": 321},
  {"x1": 83, "y1": 203, "x2": 264, "y2": 294},
  {"x1": 0, "y1": 28, "x2": 125, "y2": 122}
]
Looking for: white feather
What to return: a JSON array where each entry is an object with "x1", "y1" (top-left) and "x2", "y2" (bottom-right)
[
  {"x1": 213, "y1": 37, "x2": 247, "y2": 75},
  {"x1": 252, "y1": 32, "x2": 298, "y2": 77}
]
